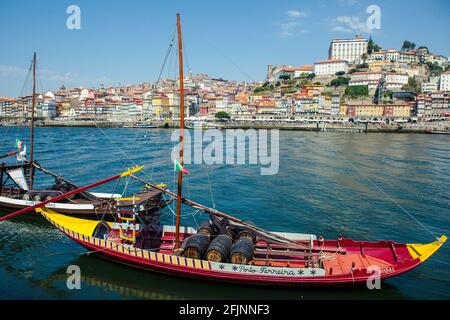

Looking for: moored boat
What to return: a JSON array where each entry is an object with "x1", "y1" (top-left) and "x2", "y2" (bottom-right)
[
  {"x1": 0, "y1": 161, "x2": 168, "y2": 220},
  {"x1": 1, "y1": 13, "x2": 446, "y2": 288},
  {"x1": 425, "y1": 129, "x2": 450, "y2": 135},
  {"x1": 35, "y1": 203, "x2": 446, "y2": 286},
  {"x1": 0, "y1": 54, "x2": 167, "y2": 220}
]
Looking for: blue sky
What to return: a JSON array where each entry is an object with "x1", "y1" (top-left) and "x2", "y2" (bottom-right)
[{"x1": 0, "y1": 0, "x2": 449, "y2": 96}]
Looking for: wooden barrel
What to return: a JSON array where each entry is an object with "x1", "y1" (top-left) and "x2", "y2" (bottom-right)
[
  {"x1": 183, "y1": 234, "x2": 210, "y2": 259},
  {"x1": 206, "y1": 235, "x2": 232, "y2": 262},
  {"x1": 22, "y1": 193, "x2": 31, "y2": 201},
  {"x1": 198, "y1": 220, "x2": 215, "y2": 237},
  {"x1": 224, "y1": 226, "x2": 236, "y2": 239},
  {"x1": 237, "y1": 229, "x2": 256, "y2": 244},
  {"x1": 230, "y1": 238, "x2": 254, "y2": 265}
]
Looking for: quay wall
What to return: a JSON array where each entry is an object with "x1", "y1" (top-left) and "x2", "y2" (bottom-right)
[{"x1": 2, "y1": 120, "x2": 449, "y2": 134}]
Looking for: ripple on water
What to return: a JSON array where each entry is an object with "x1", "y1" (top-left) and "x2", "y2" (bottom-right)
[{"x1": 0, "y1": 128, "x2": 449, "y2": 299}]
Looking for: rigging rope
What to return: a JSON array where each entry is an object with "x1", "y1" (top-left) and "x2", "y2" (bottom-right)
[
  {"x1": 154, "y1": 29, "x2": 176, "y2": 89},
  {"x1": 203, "y1": 39, "x2": 256, "y2": 82},
  {"x1": 333, "y1": 149, "x2": 439, "y2": 241},
  {"x1": 206, "y1": 165, "x2": 216, "y2": 208}
]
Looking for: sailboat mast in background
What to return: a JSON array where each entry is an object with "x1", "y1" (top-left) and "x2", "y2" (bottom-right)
[{"x1": 29, "y1": 52, "x2": 36, "y2": 190}]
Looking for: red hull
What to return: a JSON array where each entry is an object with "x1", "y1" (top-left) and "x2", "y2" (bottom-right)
[{"x1": 38, "y1": 209, "x2": 446, "y2": 287}]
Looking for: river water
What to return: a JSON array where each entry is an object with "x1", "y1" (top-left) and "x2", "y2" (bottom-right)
[{"x1": 0, "y1": 127, "x2": 449, "y2": 299}]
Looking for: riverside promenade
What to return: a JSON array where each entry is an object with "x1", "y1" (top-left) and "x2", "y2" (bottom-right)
[{"x1": 2, "y1": 119, "x2": 449, "y2": 134}]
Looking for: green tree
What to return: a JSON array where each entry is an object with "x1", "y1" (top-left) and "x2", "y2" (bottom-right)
[
  {"x1": 279, "y1": 74, "x2": 291, "y2": 81},
  {"x1": 335, "y1": 71, "x2": 345, "y2": 76},
  {"x1": 215, "y1": 111, "x2": 230, "y2": 119},
  {"x1": 330, "y1": 77, "x2": 350, "y2": 87},
  {"x1": 418, "y1": 46, "x2": 429, "y2": 53},
  {"x1": 344, "y1": 85, "x2": 368, "y2": 98},
  {"x1": 426, "y1": 62, "x2": 443, "y2": 75},
  {"x1": 368, "y1": 37, "x2": 382, "y2": 54},
  {"x1": 401, "y1": 77, "x2": 420, "y2": 93},
  {"x1": 402, "y1": 40, "x2": 412, "y2": 51},
  {"x1": 368, "y1": 37, "x2": 374, "y2": 54},
  {"x1": 307, "y1": 73, "x2": 316, "y2": 80},
  {"x1": 361, "y1": 53, "x2": 368, "y2": 64}
]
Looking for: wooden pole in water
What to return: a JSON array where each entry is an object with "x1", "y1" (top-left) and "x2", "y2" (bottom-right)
[
  {"x1": 174, "y1": 13, "x2": 185, "y2": 248},
  {"x1": 29, "y1": 52, "x2": 37, "y2": 190}
]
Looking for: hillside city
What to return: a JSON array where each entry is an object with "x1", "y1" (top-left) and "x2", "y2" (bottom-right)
[{"x1": 1, "y1": 35, "x2": 449, "y2": 125}]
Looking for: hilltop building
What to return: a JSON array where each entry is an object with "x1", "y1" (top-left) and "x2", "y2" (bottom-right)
[{"x1": 328, "y1": 35, "x2": 368, "y2": 63}]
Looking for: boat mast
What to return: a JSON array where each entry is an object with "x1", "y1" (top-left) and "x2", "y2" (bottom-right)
[
  {"x1": 174, "y1": 13, "x2": 185, "y2": 248},
  {"x1": 29, "y1": 52, "x2": 36, "y2": 190}
]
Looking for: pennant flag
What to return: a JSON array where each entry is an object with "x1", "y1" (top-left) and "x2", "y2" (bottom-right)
[
  {"x1": 17, "y1": 145, "x2": 27, "y2": 162},
  {"x1": 15, "y1": 138, "x2": 23, "y2": 151},
  {"x1": 174, "y1": 159, "x2": 189, "y2": 175}
]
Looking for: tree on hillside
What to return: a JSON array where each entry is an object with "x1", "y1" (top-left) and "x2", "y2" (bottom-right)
[
  {"x1": 368, "y1": 37, "x2": 375, "y2": 54},
  {"x1": 402, "y1": 40, "x2": 412, "y2": 51},
  {"x1": 215, "y1": 111, "x2": 230, "y2": 119},
  {"x1": 330, "y1": 77, "x2": 350, "y2": 87},
  {"x1": 307, "y1": 73, "x2": 316, "y2": 81},
  {"x1": 344, "y1": 85, "x2": 369, "y2": 98},
  {"x1": 426, "y1": 62, "x2": 443, "y2": 76},
  {"x1": 418, "y1": 46, "x2": 429, "y2": 53},
  {"x1": 368, "y1": 37, "x2": 381, "y2": 54},
  {"x1": 356, "y1": 63, "x2": 369, "y2": 69},
  {"x1": 401, "y1": 77, "x2": 420, "y2": 94},
  {"x1": 361, "y1": 53, "x2": 368, "y2": 64}
]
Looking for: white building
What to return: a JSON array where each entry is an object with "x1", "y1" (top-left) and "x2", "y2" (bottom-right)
[
  {"x1": 440, "y1": 71, "x2": 450, "y2": 92},
  {"x1": 268, "y1": 65, "x2": 313, "y2": 81},
  {"x1": 349, "y1": 72, "x2": 408, "y2": 90},
  {"x1": 426, "y1": 54, "x2": 449, "y2": 68},
  {"x1": 384, "y1": 72, "x2": 409, "y2": 90},
  {"x1": 349, "y1": 72, "x2": 382, "y2": 89},
  {"x1": 422, "y1": 77, "x2": 439, "y2": 93},
  {"x1": 314, "y1": 59, "x2": 348, "y2": 76},
  {"x1": 422, "y1": 82, "x2": 438, "y2": 93},
  {"x1": 368, "y1": 50, "x2": 419, "y2": 64},
  {"x1": 328, "y1": 35, "x2": 368, "y2": 63}
]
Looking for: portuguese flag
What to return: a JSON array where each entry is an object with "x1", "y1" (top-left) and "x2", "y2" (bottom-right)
[
  {"x1": 15, "y1": 138, "x2": 23, "y2": 150},
  {"x1": 174, "y1": 159, "x2": 189, "y2": 175}
]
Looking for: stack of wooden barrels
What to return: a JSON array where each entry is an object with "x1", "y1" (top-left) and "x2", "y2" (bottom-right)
[{"x1": 182, "y1": 220, "x2": 255, "y2": 265}]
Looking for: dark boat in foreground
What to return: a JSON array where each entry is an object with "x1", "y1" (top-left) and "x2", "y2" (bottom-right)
[{"x1": 0, "y1": 161, "x2": 168, "y2": 220}]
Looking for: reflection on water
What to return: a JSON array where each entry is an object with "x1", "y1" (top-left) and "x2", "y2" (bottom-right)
[{"x1": 0, "y1": 128, "x2": 449, "y2": 299}]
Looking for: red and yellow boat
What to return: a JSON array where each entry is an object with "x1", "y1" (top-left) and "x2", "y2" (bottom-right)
[
  {"x1": 36, "y1": 206, "x2": 446, "y2": 286},
  {"x1": 1, "y1": 13, "x2": 446, "y2": 288}
]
